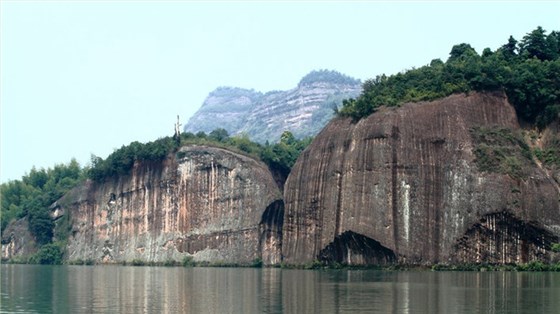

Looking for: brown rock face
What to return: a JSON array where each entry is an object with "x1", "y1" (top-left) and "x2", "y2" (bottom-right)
[
  {"x1": 63, "y1": 145, "x2": 283, "y2": 265},
  {"x1": 282, "y1": 92, "x2": 560, "y2": 265}
]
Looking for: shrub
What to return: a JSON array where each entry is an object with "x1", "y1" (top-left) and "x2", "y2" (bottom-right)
[
  {"x1": 550, "y1": 263, "x2": 560, "y2": 271},
  {"x1": 470, "y1": 127, "x2": 532, "y2": 179},
  {"x1": 131, "y1": 259, "x2": 145, "y2": 266},
  {"x1": 31, "y1": 242, "x2": 64, "y2": 265},
  {"x1": 518, "y1": 261, "x2": 547, "y2": 271},
  {"x1": 251, "y1": 258, "x2": 263, "y2": 268},
  {"x1": 182, "y1": 256, "x2": 195, "y2": 267},
  {"x1": 304, "y1": 260, "x2": 323, "y2": 270},
  {"x1": 163, "y1": 259, "x2": 177, "y2": 267}
]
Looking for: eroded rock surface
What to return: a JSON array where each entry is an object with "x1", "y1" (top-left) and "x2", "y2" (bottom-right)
[
  {"x1": 63, "y1": 145, "x2": 283, "y2": 265},
  {"x1": 282, "y1": 92, "x2": 560, "y2": 265},
  {"x1": 1, "y1": 218, "x2": 37, "y2": 260}
]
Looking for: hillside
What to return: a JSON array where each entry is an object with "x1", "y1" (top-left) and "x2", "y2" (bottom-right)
[
  {"x1": 2, "y1": 27, "x2": 559, "y2": 267},
  {"x1": 184, "y1": 70, "x2": 361, "y2": 143}
]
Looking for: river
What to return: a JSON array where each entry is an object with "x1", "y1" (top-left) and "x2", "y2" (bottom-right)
[{"x1": 1, "y1": 264, "x2": 559, "y2": 313}]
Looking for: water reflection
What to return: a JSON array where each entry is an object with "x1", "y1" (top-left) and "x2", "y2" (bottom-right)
[{"x1": 2, "y1": 265, "x2": 559, "y2": 313}]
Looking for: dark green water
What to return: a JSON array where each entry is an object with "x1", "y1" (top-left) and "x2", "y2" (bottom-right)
[{"x1": 1, "y1": 264, "x2": 559, "y2": 313}]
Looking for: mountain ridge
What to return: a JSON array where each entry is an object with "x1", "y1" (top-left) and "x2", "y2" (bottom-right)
[{"x1": 184, "y1": 70, "x2": 362, "y2": 143}]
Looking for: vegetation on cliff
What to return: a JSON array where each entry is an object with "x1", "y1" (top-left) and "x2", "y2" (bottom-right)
[
  {"x1": 0, "y1": 160, "x2": 86, "y2": 264},
  {"x1": 338, "y1": 27, "x2": 560, "y2": 128},
  {"x1": 88, "y1": 130, "x2": 310, "y2": 182},
  {"x1": 470, "y1": 127, "x2": 534, "y2": 179},
  {"x1": 0, "y1": 160, "x2": 85, "y2": 240},
  {"x1": 88, "y1": 136, "x2": 179, "y2": 181},
  {"x1": 1, "y1": 129, "x2": 309, "y2": 264},
  {"x1": 534, "y1": 124, "x2": 560, "y2": 168}
]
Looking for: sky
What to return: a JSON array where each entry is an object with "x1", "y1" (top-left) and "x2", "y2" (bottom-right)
[{"x1": 1, "y1": 1, "x2": 559, "y2": 183}]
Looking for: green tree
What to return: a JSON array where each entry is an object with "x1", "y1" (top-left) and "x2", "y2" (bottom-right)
[
  {"x1": 337, "y1": 27, "x2": 560, "y2": 128},
  {"x1": 1, "y1": 160, "x2": 86, "y2": 245},
  {"x1": 196, "y1": 131, "x2": 207, "y2": 138},
  {"x1": 546, "y1": 31, "x2": 560, "y2": 59},
  {"x1": 32, "y1": 242, "x2": 64, "y2": 265},
  {"x1": 448, "y1": 43, "x2": 478, "y2": 63},
  {"x1": 519, "y1": 26, "x2": 552, "y2": 61},
  {"x1": 500, "y1": 35, "x2": 518, "y2": 60},
  {"x1": 28, "y1": 206, "x2": 54, "y2": 245},
  {"x1": 23, "y1": 167, "x2": 49, "y2": 189},
  {"x1": 229, "y1": 133, "x2": 260, "y2": 154},
  {"x1": 260, "y1": 131, "x2": 311, "y2": 176},
  {"x1": 280, "y1": 131, "x2": 296, "y2": 146},
  {"x1": 209, "y1": 128, "x2": 230, "y2": 142}
]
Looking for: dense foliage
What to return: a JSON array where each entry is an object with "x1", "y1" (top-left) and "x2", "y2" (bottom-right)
[
  {"x1": 87, "y1": 130, "x2": 311, "y2": 183},
  {"x1": 338, "y1": 27, "x2": 560, "y2": 128},
  {"x1": 31, "y1": 242, "x2": 65, "y2": 265},
  {"x1": 260, "y1": 131, "x2": 313, "y2": 177},
  {"x1": 1, "y1": 159, "x2": 85, "y2": 240},
  {"x1": 88, "y1": 136, "x2": 179, "y2": 181}
]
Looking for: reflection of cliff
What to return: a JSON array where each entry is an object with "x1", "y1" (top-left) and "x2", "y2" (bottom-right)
[
  {"x1": 62, "y1": 145, "x2": 283, "y2": 265},
  {"x1": 3, "y1": 266, "x2": 559, "y2": 313},
  {"x1": 282, "y1": 92, "x2": 560, "y2": 265}
]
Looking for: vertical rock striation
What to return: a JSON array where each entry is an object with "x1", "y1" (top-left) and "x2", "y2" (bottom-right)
[
  {"x1": 62, "y1": 145, "x2": 283, "y2": 265},
  {"x1": 282, "y1": 92, "x2": 560, "y2": 265}
]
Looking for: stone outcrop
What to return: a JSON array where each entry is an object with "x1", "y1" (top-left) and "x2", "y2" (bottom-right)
[
  {"x1": 184, "y1": 70, "x2": 361, "y2": 143},
  {"x1": 1, "y1": 218, "x2": 37, "y2": 260},
  {"x1": 60, "y1": 145, "x2": 283, "y2": 265},
  {"x1": 282, "y1": 92, "x2": 560, "y2": 265}
]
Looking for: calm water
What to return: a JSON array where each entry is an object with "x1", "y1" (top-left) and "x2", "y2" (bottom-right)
[{"x1": 1, "y1": 264, "x2": 559, "y2": 313}]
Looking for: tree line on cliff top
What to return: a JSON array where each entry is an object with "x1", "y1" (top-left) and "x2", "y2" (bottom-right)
[
  {"x1": 1, "y1": 130, "x2": 309, "y2": 263},
  {"x1": 338, "y1": 26, "x2": 560, "y2": 128},
  {"x1": 87, "y1": 129, "x2": 310, "y2": 182}
]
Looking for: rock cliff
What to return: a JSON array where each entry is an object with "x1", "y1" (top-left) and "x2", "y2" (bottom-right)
[
  {"x1": 4, "y1": 92, "x2": 558, "y2": 267},
  {"x1": 184, "y1": 70, "x2": 361, "y2": 143},
  {"x1": 282, "y1": 92, "x2": 560, "y2": 265},
  {"x1": 1, "y1": 218, "x2": 37, "y2": 260},
  {"x1": 59, "y1": 145, "x2": 283, "y2": 265}
]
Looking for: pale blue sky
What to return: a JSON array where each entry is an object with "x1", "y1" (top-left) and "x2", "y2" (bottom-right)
[{"x1": 1, "y1": 1, "x2": 559, "y2": 182}]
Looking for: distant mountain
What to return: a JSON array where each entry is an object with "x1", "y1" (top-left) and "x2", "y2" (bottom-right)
[{"x1": 184, "y1": 70, "x2": 362, "y2": 143}]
